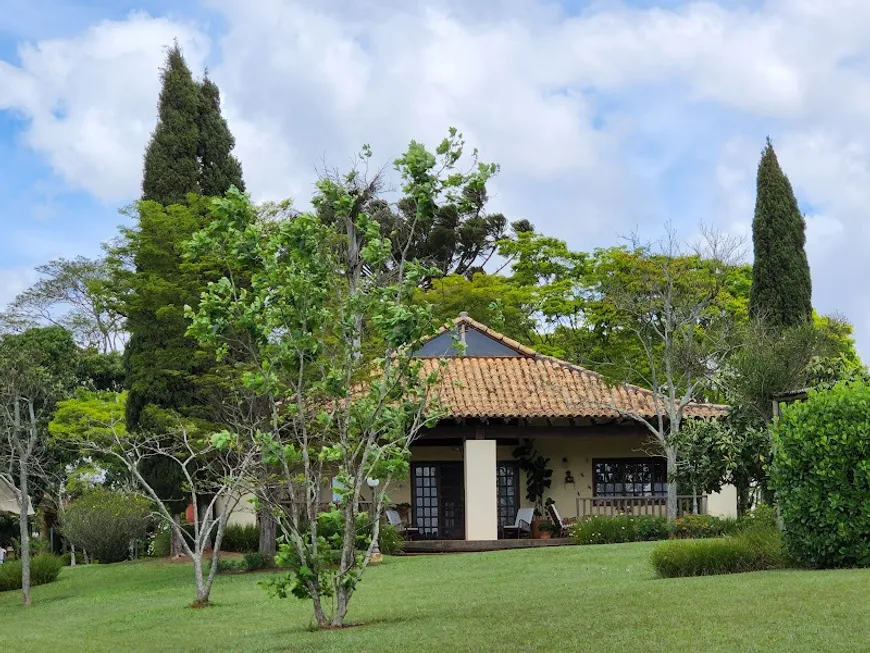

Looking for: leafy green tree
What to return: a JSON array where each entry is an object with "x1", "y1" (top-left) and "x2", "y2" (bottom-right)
[
  {"x1": 415, "y1": 273, "x2": 537, "y2": 342},
  {"x1": 116, "y1": 198, "x2": 220, "y2": 428},
  {"x1": 197, "y1": 75, "x2": 245, "y2": 197},
  {"x1": 142, "y1": 44, "x2": 201, "y2": 205},
  {"x1": 185, "y1": 184, "x2": 441, "y2": 627},
  {"x1": 317, "y1": 128, "x2": 521, "y2": 281},
  {"x1": 749, "y1": 138, "x2": 812, "y2": 327},
  {"x1": 577, "y1": 229, "x2": 743, "y2": 520},
  {"x1": 0, "y1": 327, "x2": 79, "y2": 605}
]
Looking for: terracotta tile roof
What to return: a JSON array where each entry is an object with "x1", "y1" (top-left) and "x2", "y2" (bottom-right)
[{"x1": 418, "y1": 314, "x2": 728, "y2": 421}]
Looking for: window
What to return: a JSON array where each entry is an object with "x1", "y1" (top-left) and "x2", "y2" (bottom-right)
[{"x1": 592, "y1": 458, "x2": 667, "y2": 498}]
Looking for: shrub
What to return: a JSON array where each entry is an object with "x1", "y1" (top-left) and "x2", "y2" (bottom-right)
[
  {"x1": 635, "y1": 517, "x2": 668, "y2": 541},
  {"x1": 0, "y1": 555, "x2": 64, "y2": 592},
  {"x1": 736, "y1": 504, "x2": 777, "y2": 534},
  {"x1": 378, "y1": 523, "x2": 404, "y2": 555},
  {"x1": 149, "y1": 527, "x2": 171, "y2": 558},
  {"x1": 223, "y1": 524, "x2": 259, "y2": 553},
  {"x1": 572, "y1": 516, "x2": 640, "y2": 544},
  {"x1": 771, "y1": 382, "x2": 870, "y2": 568},
  {"x1": 651, "y1": 530, "x2": 785, "y2": 578},
  {"x1": 668, "y1": 514, "x2": 737, "y2": 539},
  {"x1": 242, "y1": 551, "x2": 268, "y2": 571},
  {"x1": 216, "y1": 557, "x2": 244, "y2": 573},
  {"x1": 61, "y1": 489, "x2": 151, "y2": 563}
]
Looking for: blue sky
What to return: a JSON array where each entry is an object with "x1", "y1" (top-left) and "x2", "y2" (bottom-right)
[{"x1": 1, "y1": 0, "x2": 869, "y2": 356}]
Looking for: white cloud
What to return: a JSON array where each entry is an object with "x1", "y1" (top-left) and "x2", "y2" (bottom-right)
[
  {"x1": 4, "y1": 0, "x2": 870, "y2": 355},
  {"x1": 0, "y1": 12, "x2": 208, "y2": 202},
  {"x1": 0, "y1": 268, "x2": 37, "y2": 308}
]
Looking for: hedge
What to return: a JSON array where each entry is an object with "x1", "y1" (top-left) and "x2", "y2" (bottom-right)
[
  {"x1": 651, "y1": 530, "x2": 785, "y2": 578},
  {"x1": 0, "y1": 555, "x2": 64, "y2": 592},
  {"x1": 772, "y1": 382, "x2": 870, "y2": 568},
  {"x1": 571, "y1": 514, "x2": 737, "y2": 545}
]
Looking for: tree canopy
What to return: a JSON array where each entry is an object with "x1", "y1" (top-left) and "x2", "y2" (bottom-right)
[{"x1": 749, "y1": 139, "x2": 812, "y2": 327}]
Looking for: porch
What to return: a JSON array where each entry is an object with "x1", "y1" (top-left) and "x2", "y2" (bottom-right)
[{"x1": 388, "y1": 423, "x2": 735, "y2": 543}]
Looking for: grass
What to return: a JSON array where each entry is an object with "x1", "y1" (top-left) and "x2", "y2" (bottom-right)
[{"x1": 3, "y1": 542, "x2": 870, "y2": 652}]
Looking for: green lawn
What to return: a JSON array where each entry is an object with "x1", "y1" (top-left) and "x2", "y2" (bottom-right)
[{"x1": 3, "y1": 542, "x2": 870, "y2": 652}]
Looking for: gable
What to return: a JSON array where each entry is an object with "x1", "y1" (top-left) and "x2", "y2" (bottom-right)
[{"x1": 413, "y1": 327, "x2": 524, "y2": 358}]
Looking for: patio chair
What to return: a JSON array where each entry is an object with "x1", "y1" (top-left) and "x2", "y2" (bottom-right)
[
  {"x1": 547, "y1": 502, "x2": 570, "y2": 538},
  {"x1": 502, "y1": 508, "x2": 535, "y2": 539},
  {"x1": 385, "y1": 508, "x2": 420, "y2": 541}
]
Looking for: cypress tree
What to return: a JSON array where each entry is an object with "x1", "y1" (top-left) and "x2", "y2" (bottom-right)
[
  {"x1": 197, "y1": 74, "x2": 245, "y2": 196},
  {"x1": 749, "y1": 138, "x2": 812, "y2": 327},
  {"x1": 126, "y1": 47, "x2": 245, "y2": 428},
  {"x1": 142, "y1": 43, "x2": 201, "y2": 205}
]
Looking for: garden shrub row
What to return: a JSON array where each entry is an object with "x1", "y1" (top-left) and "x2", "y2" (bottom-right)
[
  {"x1": 650, "y1": 530, "x2": 785, "y2": 578},
  {"x1": 217, "y1": 551, "x2": 270, "y2": 573},
  {"x1": 222, "y1": 524, "x2": 260, "y2": 553},
  {"x1": 571, "y1": 514, "x2": 739, "y2": 545},
  {"x1": 0, "y1": 555, "x2": 64, "y2": 592}
]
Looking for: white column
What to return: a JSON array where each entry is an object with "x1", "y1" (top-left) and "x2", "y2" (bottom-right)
[
  {"x1": 706, "y1": 484, "x2": 738, "y2": 518},
  {"x1": 464, "y1": 439, "x2": 498, "y2": 540}
]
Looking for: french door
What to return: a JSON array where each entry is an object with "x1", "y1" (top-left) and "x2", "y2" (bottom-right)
[
  {"x1": 497, "y1": 463, "x2": 519, "y2": 528},
  {"x1": 412, "y1": 463, "x2": 465, "y2": 540}
]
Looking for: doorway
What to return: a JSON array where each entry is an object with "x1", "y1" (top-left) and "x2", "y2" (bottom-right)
[{"x1": 411, "y1": 462, "x2": 465, "y2": 539}]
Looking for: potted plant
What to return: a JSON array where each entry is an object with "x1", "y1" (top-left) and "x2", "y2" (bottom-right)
[
  {"x1": 513, "y1": 439, "x2": 553, "y2": 538},
  {"x1": 537, "y1": 521, "x2": 555, "y2": 540}
]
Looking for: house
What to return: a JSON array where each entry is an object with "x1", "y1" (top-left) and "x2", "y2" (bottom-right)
[
  {"x1": 386, "y1": 313, "x2": 736, "y2": 541},
  {"x1": 0, "y1": 478, "x2": 33, "y2": 516}
]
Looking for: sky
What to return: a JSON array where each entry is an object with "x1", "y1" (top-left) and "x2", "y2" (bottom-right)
[{"x1": 0, "y1": 0, "x2": 869, "y2": 356}]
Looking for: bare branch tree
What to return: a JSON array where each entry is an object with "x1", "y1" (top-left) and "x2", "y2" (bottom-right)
[
  {"x1": 1, "y1": 257, "x2": 126, "y2": 353},
  {"x1": 588, "y1": 225, "x2": 742, "y2": 519},
  {"x1": 56, "y1": 408, "x2": 258, "y2": 606}
]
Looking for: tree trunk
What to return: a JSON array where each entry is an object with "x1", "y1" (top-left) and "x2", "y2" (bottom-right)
[
  {"x1": 18, "y1": 461, "x2": 31, "y2": 606},
  {"x1": 170, "y1": 514, "x2": 184, "y2": 558},
  {"x1": 191, "y1": 553, "x2": 210, "y2": 606},
  {"x1": 258, "y1": 506, "x2": 277, "y2": 558},
  {"x1": 692, "y1": 483, "x2": 699, "y2": 515},
  {"x1": 70, "y1": 545, "x2": 77, "y2": 567},
  {"x1": 665, "y1": 446, "x2": 678, "y2": 522}
]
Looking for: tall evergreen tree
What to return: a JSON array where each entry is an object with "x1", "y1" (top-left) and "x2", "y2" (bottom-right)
[
  {"x1": 142, "y1": 43, "x2": 201, "y2": 205},
  {"x1": 749, "y1": 138, "x2": 812, "y2": 327},
  {"x1": 124, "y1": 46, "x2": 245, "y2": 428},
  {"x1": 197, "y1": 75, "x2": 245, "y2": 197}
]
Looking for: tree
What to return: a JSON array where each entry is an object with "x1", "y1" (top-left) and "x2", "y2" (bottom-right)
[
  {"x1": 415, "y1": 273, "x2": 538, "y2": 343},
  {"x1": 50, "y1": 390, "x2": 257, "y2": 605},
  {"x1": 185, "y1": 184, "x2": 441, "y2": 627},
  {"x1": 197, "y1": 75, "x2": 245, "y2": 197},
  {"x1": 749, "y1": 138, "x2": 812, "y2": 327},
  {"x1": 115, "y1": 197, "x2": 225, "y2": 428},
  {"x1": 586, "y1": 228, "x2": 742, "y2": 520},
  {"x1": 0, "y1": 327, "x2": 78, "y2": 605},
  {"x1": 1, "y1": 256, "x2": 125, "y2": 353},
  {"x1": 724, "y1": 314, "x2": 862, "y2": 511},
  {"x1": 317, "y1": 128, "x2": 522, "y2": 281},
  {"x1": 142, "y1": 43, "x2": 201, "y2": 205}
]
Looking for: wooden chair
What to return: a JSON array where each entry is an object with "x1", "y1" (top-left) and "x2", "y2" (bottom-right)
[
  {"x1": 502, "y1": 508, "x2": 535, "y2": 539},
  {"x1": 385, "y1": 508, "x2": 420, "y2": 541},
  {"x1": 547, "y1": 502, "x2": 570, "y2": 538}
]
